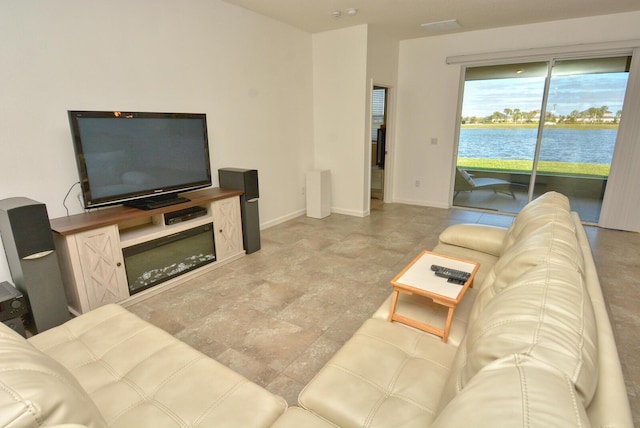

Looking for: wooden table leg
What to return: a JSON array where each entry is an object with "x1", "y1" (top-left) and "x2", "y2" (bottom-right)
[
  {"x1": 442, "y1": 307, "x2": 455, "y2": 343},
  {"x1": 388, "y1": 289, "x2": 400, "y2": 322}
]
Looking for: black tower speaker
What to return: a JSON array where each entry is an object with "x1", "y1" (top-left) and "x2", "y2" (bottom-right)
[
  {"x1": 0, "y1": 197, "x2": 70, "y2": 333},
  {"x1": 218, "y1": 168, "x2": 261, "y2": 254}
]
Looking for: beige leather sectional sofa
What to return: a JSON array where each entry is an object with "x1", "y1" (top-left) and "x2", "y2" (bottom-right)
[
  {"x1": 274, "y1": 192, "x2": 633, "y2": 427},
  {"x1": 0, "y1": 302, "x2": 287, "y2": 427},
  {"x1": 0, "y1": 192, "x2": 633, "y2": 427}
]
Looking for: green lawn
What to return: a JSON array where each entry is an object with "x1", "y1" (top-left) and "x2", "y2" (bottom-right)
[
  {"x1": 457, "y1": 123, "x2": 613, "y2": 177},
  {"x1": 457, "y1": 158, "x2": 610, "y2": 178}
]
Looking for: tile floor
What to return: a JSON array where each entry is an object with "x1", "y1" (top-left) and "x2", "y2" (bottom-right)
[
  {"x1": 454, "y1": 187, "x2": 604, "y2": 223},
  {"x1": 126, "y1": 202, "x2": 640, "y2": 425}
]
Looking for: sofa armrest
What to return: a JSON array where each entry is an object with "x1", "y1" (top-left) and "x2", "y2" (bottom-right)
[
  {"x1": 571, "y1": 212, "x2": 633, "y2": 427},
  {"x1": 438, "y1": 224, "x2": 507, "y2": 257}
]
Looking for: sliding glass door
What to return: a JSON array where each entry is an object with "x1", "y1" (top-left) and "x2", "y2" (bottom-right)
[
  {"x1": 534, "y1": 57, "x2": 630, "y2": 221},
  {"x1": 454, "y1": 55, "x2": 631, "y2": 222},
  {"x1": 456, "y1": 62, "x2": 547, "y2": 214}
]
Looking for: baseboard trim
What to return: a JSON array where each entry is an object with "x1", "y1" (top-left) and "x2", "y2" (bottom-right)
[
  {"x1": 261, "y1": 200, "x2": 453, "y2": 230},
  {"x1": 260, "y1": 209, "x2": 306, "y2": 229},
  {"x1": 392, "y1": 198, "x2": 450, "y2": 209},
  {"x1": 331, "y1": 207, "x2": 367, "y2": 217}
]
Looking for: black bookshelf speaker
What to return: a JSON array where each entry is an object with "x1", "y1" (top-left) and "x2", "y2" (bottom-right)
[
  {"x1": 0, "y1": 197, "x2": 70, "y2": 333},
  {"x1": 218, "y1": 168, "x2": 261, "y2": 254},
  {"x1": 219, "y1": 168, "x2": 259, "y2": 200}
]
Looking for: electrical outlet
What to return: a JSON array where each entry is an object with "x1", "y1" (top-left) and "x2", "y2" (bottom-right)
[
  {"x1": 415, "y1": 180, "x2": 420, "y2": 187},
  {"x1": 430, "y1": 137, "x2": 438, "y2": 145}
]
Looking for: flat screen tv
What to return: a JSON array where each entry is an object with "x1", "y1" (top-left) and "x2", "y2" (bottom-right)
[{"x1": 68, "y1": 110, "x2": 212, "y2": 210}]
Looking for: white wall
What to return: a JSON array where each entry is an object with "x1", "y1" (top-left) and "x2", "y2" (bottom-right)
[
  {"x1": 393, "y1": 11, "x2": 640, "y2": 208},
  {"x1": 310, "y1": 24, "x2": 399, "y2": 216},
  {"x1": 312, "y1": 25, "x2": 369, "y2": 216},
  {"x1": 366, "y1": 26, "x2": 400, "y2": 90},
  {"x1": 0, "y1": 0, "x2": 314, "y2": 283}
]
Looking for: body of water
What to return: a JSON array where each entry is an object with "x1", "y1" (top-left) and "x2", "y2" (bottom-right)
[{"x1": 458, "y1": 128, "x2": 617, "y2": 165}]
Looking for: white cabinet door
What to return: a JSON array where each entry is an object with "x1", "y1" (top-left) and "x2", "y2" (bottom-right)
[
  {"x1": 212, "y1": 197, "x2": 244, "y2": 260},
  {"x1": 76, "y1": 225, "x2": 129, "y2": 310}
]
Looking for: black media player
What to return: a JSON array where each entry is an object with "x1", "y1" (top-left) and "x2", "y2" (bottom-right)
[
  {"x1": 164, "y1": 206, "x2": 208, "y2": 225},
  {"x1": 0, "y1": 281, "x2": 28, "y2": 322}
]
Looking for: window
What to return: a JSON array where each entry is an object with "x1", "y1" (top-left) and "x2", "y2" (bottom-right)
[{"x1": 454, "y1": 55, "x2": 631, "y2": 222}]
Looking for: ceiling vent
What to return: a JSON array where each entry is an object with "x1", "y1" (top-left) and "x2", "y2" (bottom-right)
[{"x1": 421, "y1": 19, "x2": 461, "y2": 32}]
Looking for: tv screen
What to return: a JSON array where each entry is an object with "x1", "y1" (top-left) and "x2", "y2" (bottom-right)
[{"x1": 68, "y1": 111, "x2": 212, "y2": 209}]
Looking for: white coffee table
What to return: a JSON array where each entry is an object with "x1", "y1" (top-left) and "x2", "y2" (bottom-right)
[{"x1": 388, "y1": 250, "x2": 479, "y2": 343}]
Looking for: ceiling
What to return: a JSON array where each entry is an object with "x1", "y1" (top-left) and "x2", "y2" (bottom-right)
[{"x1": 222, "y1": 0, "x2": 640, "y2": 41}]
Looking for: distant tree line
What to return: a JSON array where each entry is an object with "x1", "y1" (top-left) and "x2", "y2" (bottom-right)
[{"x1": 461, "y1": 105, "x2": 622, "y2": 124}]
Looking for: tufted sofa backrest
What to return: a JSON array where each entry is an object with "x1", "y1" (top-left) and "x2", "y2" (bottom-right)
[
  {"x1": 470, "y1": 219, "x2": 585, "y2": 322},
  {"x1": 0, "y1": 323, "x2": 107, "y2": 428},
  {"x1": 438, "y1": 262, "x2": 599, "y2": 413},
  {"x1": 501, "y1": 191, "x2": 572, "y2": 253},
  {"x1": 433, "y1": 354, "x2": 591, "y2": 428}
]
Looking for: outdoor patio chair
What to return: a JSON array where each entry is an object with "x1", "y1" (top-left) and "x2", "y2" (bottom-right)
[{"x1": 454, "y1": 168, "x2": 517, "y2": 200}]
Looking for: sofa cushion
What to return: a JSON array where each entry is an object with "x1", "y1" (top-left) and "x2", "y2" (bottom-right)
[
  {"x1": 439, "y1": 263, "x2": 598, "y2": 411},
  {"x1": 272, "y1": 407, "x2": 339, "y2": 428},
  {"x1": 433, "y1": 354, "x2": 591, "y2": 428},
  {"x1": 27, "y1": 304, "x2": 286, "y2": 428},
  {"x1": 500, "y1": 191, "x2": 572, "y2": 254},
  {"x1": 470, "y1": 220, "x2": 585, "y2": 322},
  {"x1": 436, "y1": 224, "x2": 507, "y2": 257},
  {"x1": 0, "y1": 322, "x2": 106, "y2": 428},
  {"x1": 299, "y1": 318, "x2": 457, "y2": 428}
]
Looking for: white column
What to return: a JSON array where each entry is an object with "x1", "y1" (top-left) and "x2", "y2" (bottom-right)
[{"x1": 306, "y1": 170, "x2": 331, "y2": 219}]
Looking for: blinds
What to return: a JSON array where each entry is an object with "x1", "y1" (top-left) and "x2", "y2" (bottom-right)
[{"x1": 371, "y1": 88, "x2": 386, "y2": 140}]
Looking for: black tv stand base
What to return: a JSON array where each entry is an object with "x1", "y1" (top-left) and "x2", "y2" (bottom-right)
[{"x1": 124, "y1": 194, "x2": 191, "y2": 210}]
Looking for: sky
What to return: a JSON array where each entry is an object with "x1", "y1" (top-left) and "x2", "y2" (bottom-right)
[{"x1": 462, "y1": 72, "x2": 629, "y2": 118}]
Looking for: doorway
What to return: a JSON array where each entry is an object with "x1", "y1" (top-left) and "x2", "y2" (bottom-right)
[{"x1": 371, "y1": 86, "x2": 388, "y2": 208}]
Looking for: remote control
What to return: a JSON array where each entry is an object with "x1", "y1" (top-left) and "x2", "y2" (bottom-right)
[
  {"x1": 430, "y1": 264, "x2": 471, "y2": 283},
  {"x1": 434, "y1": 270, "x2": 470, "y2": 282}
]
